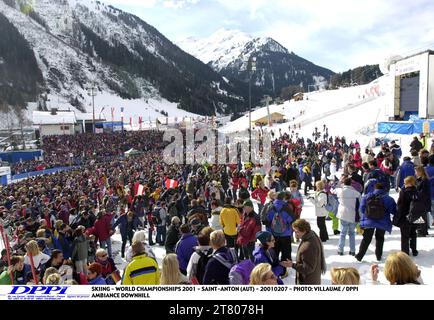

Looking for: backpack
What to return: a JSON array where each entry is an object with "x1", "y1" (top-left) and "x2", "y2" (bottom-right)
[
  {"x1": 407, "y1": 194, "x2": 426, "y2": 224},
  {"x1": 270, "y1": 207, "x2": 288, "y2": 236},
  {"x1": 229, "y1": 260, "x2": 255, "y2": 285},
  {"x1": 320, "y1": 191, "x2": 334, "y2": 213},
  {"x1": 351, "y1": 180, "x2": 363, "y2": 193},
  {"x1": 365, "y1": 195, "x2": 385, "y2": 220},
  {"x1": 213, "y1": 249, "x2": 254, "y2": 285},
  {"x1": 194, "y1": 248, "x2": 213, "y2": 285}
]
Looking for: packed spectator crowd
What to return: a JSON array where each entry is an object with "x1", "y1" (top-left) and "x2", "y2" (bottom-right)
[{"x1": 1, "y1": 126, "x2": 432, "y2": 286}]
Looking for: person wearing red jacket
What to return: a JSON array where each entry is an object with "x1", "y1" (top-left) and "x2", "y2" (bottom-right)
[
  {"x1": 93, "y1": 209, "x2": 114, "y2": 258},
  {"x1": 237, "y1": 201, "x2": 259, "y2": 261},
  {"x1": 353, "y1": 148, "x2": 362, "y2": 172},
  {"x1": 231, "y1": 173, "x2": 240, "y2": 201},
  {"x1": 251, "y1": 181, "x2": 269, "y2": 214}
]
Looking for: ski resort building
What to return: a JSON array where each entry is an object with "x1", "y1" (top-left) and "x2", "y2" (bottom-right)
[
  {"x1": 33, "y1": 110, "x2": 106, "y2": 137},
  {"x1": 387, "y1": 50, "x2": 434, "y2": 120}
]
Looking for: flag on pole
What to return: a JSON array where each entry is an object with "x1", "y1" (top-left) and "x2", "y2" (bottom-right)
[
  {"x1": 137, "y1": 184, "x2": 145, "y2": 196},
  {"x1": 165, "y1": 178, "x2": 179, "y2": 190},
  {"x1": 139, "y1": 116, "x2": 143, "y2": 130}
]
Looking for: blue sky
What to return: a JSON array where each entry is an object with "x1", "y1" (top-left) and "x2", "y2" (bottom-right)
[{"x1": 104, "y1": 0, "x2": 434, "y2": 72}]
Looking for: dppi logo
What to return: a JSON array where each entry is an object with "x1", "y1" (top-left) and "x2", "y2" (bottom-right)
[{"x1": 10, "y1": 286, "x2": 69, "y2": 295}]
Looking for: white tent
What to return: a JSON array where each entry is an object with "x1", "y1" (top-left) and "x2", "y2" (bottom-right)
[{"x1": 124, "y1": 149, "x2": 143, "y2": 158}]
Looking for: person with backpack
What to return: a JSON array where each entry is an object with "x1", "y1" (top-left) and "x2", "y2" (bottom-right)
[
  {"x1": 175, "y1": 224, "x2": 198, "y2": 276},
  {"x1": 415, "y1": 166, "x2": 431, "y2": 237},
  {"x1": 219, "y1": 197, "x2": 241, "y2": 248},
  {"x1": 335, "y1": 177, "x2": 361, "y2": 256},
  {"x1": 364, "y1": 160, "x2": 390, "y2": 194},
  {"x1": 266, "y1": 192, "x2": 295, "y2": 261},
  {"x1": 253, "y1": 231, "x2": 289, "y2": 283},
  {"x1": 187, "y1": 227, "x2": 214, "y2": 284},
  {"x1": 236, "y1": 201, "x2": 258, "y2": 261},
  {"x1": 202, "y1": 230, "x2": 236, "y2": 285},
  {"x1": 310, "y1": 181, "x2": 329, "y2": 242},
  {"x1": 395, "y1": 176, "x2": 420, "y2": 256},
  {"x1": 395, "y1": 157, "x2": 415, "y2": 191},
  {"x1": 260, "y1": 190, "x2": 277, "y2": 227},
  {"x1": 288, "y1": 219, "x2": 326, "y2": 285},
  {"x1": 355, "y1": 183, "x2": 397, "y2": 262}
]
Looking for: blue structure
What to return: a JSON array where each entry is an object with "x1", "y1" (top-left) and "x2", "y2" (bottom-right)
[
  {"x1": 0, "y1": 167, "x2": 11, "y2": 186},
  {"x1": 96, "y1": 122, "x2": 123, "y2": 132},
  {"x1": 378, "y1": 120, "x2": 434, "y2": 135},
  {"x1": 11, "y1": 166, "x2": 80, "y2": 182},
  {"x1": 0, "y1": 150, "x2": 43, "y2": 164}
]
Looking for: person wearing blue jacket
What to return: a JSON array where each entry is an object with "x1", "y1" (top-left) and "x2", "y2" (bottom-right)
[
  {"x1": 112, "y1": 211, "x2": 142, "y2": 258},
  {"x1": 175, "y1": 224, "x2": 198, "y2": 275},
  {"x1": 266, "y1": 192, "x2": 295, "y2": 261},
  {"x1": 395, "y1": 157, "x2": 415, "y2": 191},
  {"x1": 425, "y1": 155, "x2": 434, "y2": 226},
  {"x1": 202, "y1": 230, "x2": 235, "y2": 285},
  {"x1": 253, "y1": 231, "x2": 290, "y2": 284},
  {"x1": 390, "y1": 141, "x2": 402, "y2": 160},
  {"x1": 355, "y1": 183, "x2": 397, "y2": 262}
]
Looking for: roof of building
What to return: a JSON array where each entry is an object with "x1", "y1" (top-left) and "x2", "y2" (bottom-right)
[{"x1": 33, "y1": 111, "x2": 76, "y2": 125}]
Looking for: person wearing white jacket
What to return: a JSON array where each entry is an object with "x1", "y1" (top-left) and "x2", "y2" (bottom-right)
[
  {"x1": 335, "y1": 177, "x2": 361, "y2": 256},
  {"x1": 328, "y1": 159, "x2": 338, "y2": 181},
  {"x1": 309, "y1": 181, "x2": 329, "y2": 242}
]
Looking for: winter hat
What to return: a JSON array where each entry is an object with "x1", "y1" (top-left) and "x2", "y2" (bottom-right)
[
  {"x1": 256, "y1": 231, "x2": 273, "y2": 245},
  {"x1": 243, "y1": 200, "x2": 254, "y2": 208},
  {"x1": 190, "y1": 218, "x2": 201, "y2": 227}
]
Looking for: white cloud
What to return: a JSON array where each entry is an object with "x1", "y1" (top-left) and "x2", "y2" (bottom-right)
[
  {"x1": 104, "y1": 0, "x2": 434, "y2": 71},
  {"x1": 163, "y1": 0, "x2": 200, "y2": 9}
]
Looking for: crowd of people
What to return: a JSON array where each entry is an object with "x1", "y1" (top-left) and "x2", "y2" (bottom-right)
[
  {"x1": 10, "y1": 131, "x2": 166, "y2": 174},
  {"x1": 0, "y1": 127, "x2": 433, "y2": 286}
]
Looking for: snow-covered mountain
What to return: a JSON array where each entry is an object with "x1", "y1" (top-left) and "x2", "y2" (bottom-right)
[
  {"x1": 178, "y1": 28, "x2": 335, "y2": 96},
  {"x1": 0, "y1": 0, "x2": 246, "y2": 117}
]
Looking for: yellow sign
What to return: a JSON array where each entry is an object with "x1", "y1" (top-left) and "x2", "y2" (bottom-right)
[{"x1": 423, "y1": 121, "x2": 430, "y2": 135}]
